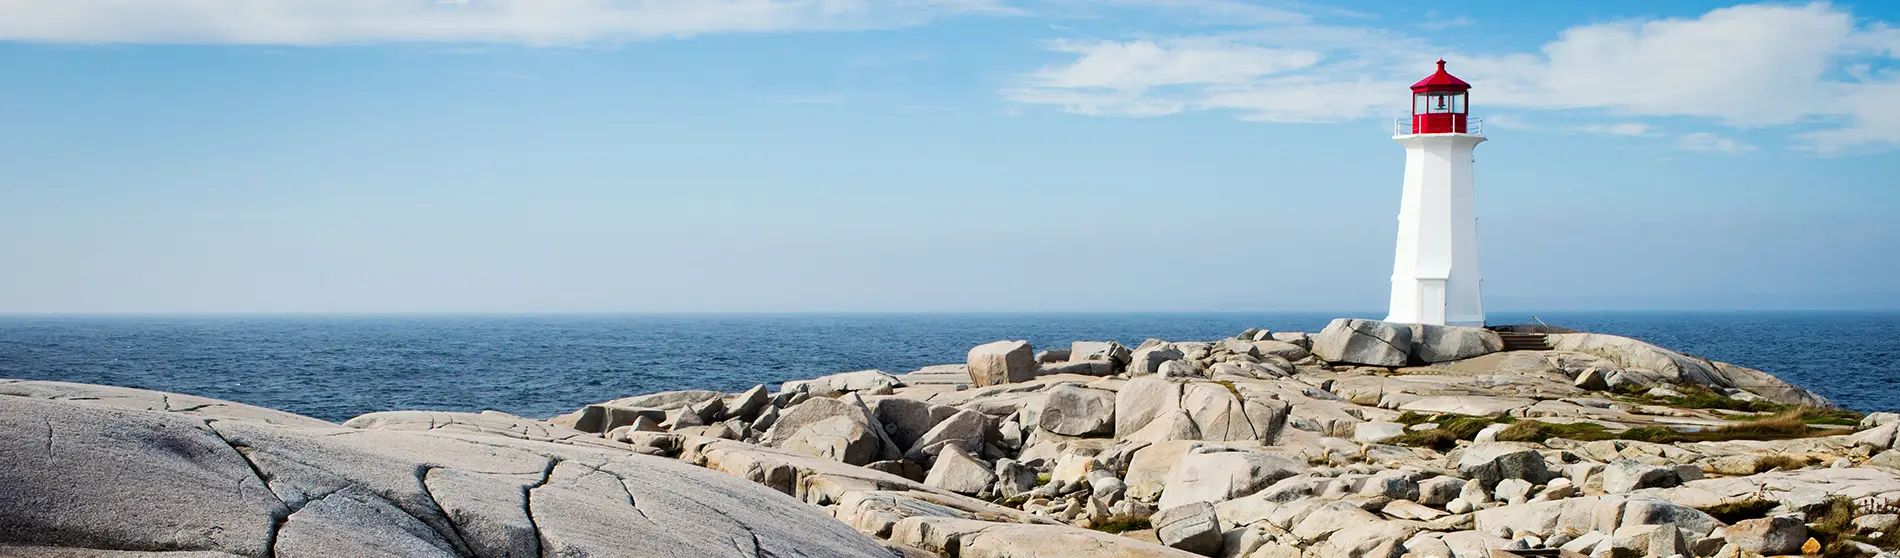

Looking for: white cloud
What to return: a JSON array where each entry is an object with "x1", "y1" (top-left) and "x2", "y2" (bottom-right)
[
  {"x1": 1474, "y1": 3, "x2": 1854, "y2": 126},
  {"x1": 1034, "y1": 0, "x2": 1315, "y2": 25},
  {"x1": 1007, "y1": 2, "x2": 1900, "y2": 154},
  {"x1": 1676, "y1": 132, "x2": 1757, "y2": 155},
  {"x1": 0, "y1": 0, "x2": 1014, "y2": 45},
  {"x1": 1033, "y1": 39, "x2": 1323, "y2": 90},
  {"x1": 1578, "y1": 123, "x2": 1658, "y2": 136}
]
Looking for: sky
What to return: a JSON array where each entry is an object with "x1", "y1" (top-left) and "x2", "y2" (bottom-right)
[{"x1": 1, "y1": 0, "x2": 1897, "y2": 314}]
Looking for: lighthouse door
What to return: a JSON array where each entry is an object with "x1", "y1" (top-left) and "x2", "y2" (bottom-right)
[{"x1": 1418, "y1": 279, "x2": 1448, "y2": 325}]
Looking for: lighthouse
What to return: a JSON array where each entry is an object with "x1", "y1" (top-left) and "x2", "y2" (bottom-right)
[{"x1": 1386, "y1": 60, "x2": 1485, "y2": 327}]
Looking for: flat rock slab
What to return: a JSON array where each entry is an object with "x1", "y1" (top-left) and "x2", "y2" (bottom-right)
[
  {"x1": 1400, "y1": 396, "x2": 1536, "y2": 417},
  {"x1": 0, "y1": 381, "x2": 894, "y2": 558}
]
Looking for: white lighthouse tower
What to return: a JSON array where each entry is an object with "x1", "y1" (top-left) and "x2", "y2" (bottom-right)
[{"x1": 1387, "y1": 60, "x2": 1486, "y2": 327}]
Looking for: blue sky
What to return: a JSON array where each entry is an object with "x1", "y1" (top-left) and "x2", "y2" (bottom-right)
[{"x1": 1, "y1": 0, "x2": 1897, "y2": 313}]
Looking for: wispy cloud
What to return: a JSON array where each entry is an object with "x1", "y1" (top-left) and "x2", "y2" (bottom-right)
[
  {"x1": 0, "y1": 0, "x2": 1017, "y2": 45},
  {"x1": 1034, "y1": 0, "x2": 1313, "y2": 25},
  {"x1": 761, "y1": 93, "x2": 850, "y2": 105},
  {"x1": 1578, "y1": 123, "x2": 1659, "y2": 136},
  {"x1": 1420, "y1": 12, "x2": 1473, "y2": 31},
  {"x1": 1676, "y1": 132, "x2": 1757, "y2": 155},
  {"x1": 1006, "y1": 2, "x2": 1900, "y2": 154}
]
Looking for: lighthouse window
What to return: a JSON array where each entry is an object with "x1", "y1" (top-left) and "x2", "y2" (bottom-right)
[{"x1": 1414, "y1": 92, "x2": 1466, "y2": 114}]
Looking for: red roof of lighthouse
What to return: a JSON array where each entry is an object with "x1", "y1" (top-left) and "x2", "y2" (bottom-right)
[{"x1": 1410, "y1": 60, "x2": 1470, "y2": 93}]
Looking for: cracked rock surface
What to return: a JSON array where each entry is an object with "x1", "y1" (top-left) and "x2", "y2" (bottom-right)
[{"x1": 0, "y1": 382, "x2": 891, "y2": 558}]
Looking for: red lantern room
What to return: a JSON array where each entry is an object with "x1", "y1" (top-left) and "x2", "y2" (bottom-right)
[{"x1": 1410, "y1": 60, "x2": 1471, "y2": 134}]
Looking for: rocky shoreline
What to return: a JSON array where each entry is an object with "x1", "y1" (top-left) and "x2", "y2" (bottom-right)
[{"x1": 3, "y1": 318, "x2": 1899, "y2": 558}]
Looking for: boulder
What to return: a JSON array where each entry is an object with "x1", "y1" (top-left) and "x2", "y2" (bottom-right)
[
  {"x1": 906, "y1": 409, "x2": 994, "y2": 461},
  {"x1": 0, "y1": 385, "x2": 893, "y2": 558},
  {"x1": 1182, "y1": 383, "x2": 1276, "y2": 442},
  {"x1": 1710, "y1": 361, "x2": 1832, "y2": 407},
  {"x1": 1157, "y1": 451, "x2": 1305, "y2": 510},
  {"x1": 1124, "y1": 441, "x2": 1198, "y2": 502},
  {"x1": 995, "y1": 458, "x2": 1039, "y2": 498},
  {"x1": 1115, "y1": 376, "x2": 1183, "y2": 437},
  {"x1": 765, "y1": 397, "x2": 898, "y2": 466},
  {"x1": 1037, "y1": 385, "x2": 1116, "y2": 437},
  {"x1": 572, "y1": 404, "x2": 668, "y2": 434},
  {"x1": 1036, "y1": 361, "x2": 1115, "y2": 376},
  {"x1": 1159, "y1": 360, "x2": 1201, "y2": 378},
  {"x1": 1312, "y1": 518, "x2": 1419, "y2": 558},
  {"x1": 1602, "y1": 459, "x2": 1680, "y2": 493},
  {"x1": 1545, "y1": 333, "x2": 1727, "y2": 388},
  {"x1": 1130, "y1": 345, "x2": 1187, "y2": 376},
  {"x1": 924, "y1": 445, "x2": 997, "y2": 495},
  {"x1": 954, "y1": 522, "x2": 1205, "y2": 558},
  {"x1": 1311, "y1": 319, "x2": 1412, "y2": 367},
  {"x1": 1493, "y1": 478, "x2": 1534, "y2": 505},
  {"x1": 1871, "y1": 449, "x2": 1900, "y2": 471},
  {"x1": 1290, "y1": 500, "x2": 1383, "y2": 541},
  {"x1": 731, "y1": 384, "x2": 770, "y2": 421},
  {"x1": 1852, "y1": 423, "x2": 1899, "y2": 451},
  {"x1": 1251, "y1": 340, "x2": 1312, "y2": 362},
  {"x1": 1071, "y1": 341, "x2": 1132, "y2": 368},
  {"x1": 782, "y1": 370, "x2": 906, "y2": 396},
  {"x1": 1456, "y1": 444, "x2": 1551, "y2": 489},
  {"x1": 1617, "y1": 498, "x2": 1722, "y2": 539},
  {"x1": 1037, "y1": 349, "x2": 1072, "y2": 363},
  {"x1": 1854, "y1": 513, "x2": 1899, "y2": 535},
  {"x1": 1152, "y1": 501, "x2": 1222, "y2": 556},
  {"x1": 1360, "y1": 473, "x2": 1421, "y2": 501},
  {"x1": 1725, "y1": 516, "x2": 1808, "y2": 556},
  {"x1": 1573, "y1": 368, "x2": 1610, "y2": 391},
  {"x1": 1408, "y1": 324, "x2": 1504, "y2": 364},
  {"x1": 1418, "y1": 476, "x2": 1465, "y2": 506},
  {"x1": 1609, "y1": 523, "x2": 1688, "y2": 558},
  {"x1": 969, "y1": 340, "x2": 1038, "y2": 387},
  {"x1": 871, "y1": 397, "x2": 960, "y2": 450}
]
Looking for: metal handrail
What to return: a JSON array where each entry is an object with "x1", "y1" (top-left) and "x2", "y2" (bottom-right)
[{"x1": 1393, "y1": 116, "x2": 1484, "y2": 136}]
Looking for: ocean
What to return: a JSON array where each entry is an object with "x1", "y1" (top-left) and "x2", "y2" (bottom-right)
[{"x1": 1, "y1": 312, "x2": 1895, "y2": 423}]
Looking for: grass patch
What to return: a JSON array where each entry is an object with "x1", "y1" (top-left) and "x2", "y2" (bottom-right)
[
  {"x1": 1386, "y1": 429, "x2": 1461, "y2": 451},
  {"x1": 1808, "y1": 493, "x2": 1900, "y2": 554},
  {"x1": 1734, "y1": 406, "x2": 1864, "y2": 426},
  {"x1": 1034, "y1": 474, "x2": 1051, "y2": 487},
  {"x1": 1627, "y1": 385, "x2": 1865, "y2": 426},
  {"x1": 1442, "y1": 414, "x2": 1515, "y2": 438},
  {"x1": 1810, "y1": 496, "x2": 1900, "y2": 557},
  {"x1": 1754, "y1": 454, "x2": 1814, "y2": 473},
  {"x1": 1610, "y1": 383, "x2": 1650, "y2": 397},
  {"x1": 1494, "y1": 420, "x2": 1613, "y2": 443},
  {"x1": 1616, "y1": 411, "x2": 1828, "y2": 444},
  {"x1": 1655, "y1": 385, "x2": 1784, "y2": 413},
  {"x1": 1697, "y1": 499, "x2": 1778, "y2": 524},
  {"x1": 1616, "y1": 426, "x2": 1685, "y2": 443},
  {"x1": 1092, "y1": 516, "x2": 1151, "y2": 534},
  {"x1": 1382, "y1": 414, "x2": 1516, "y2": 450}
]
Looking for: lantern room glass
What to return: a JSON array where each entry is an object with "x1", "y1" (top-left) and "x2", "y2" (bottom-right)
[{"x1": 1414, "y1": 91, "x2": 1466, "y2": 115}]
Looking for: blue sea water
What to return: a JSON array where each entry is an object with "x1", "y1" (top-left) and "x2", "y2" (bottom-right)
[{"x1": 1, "y1": 312, "x2": 1896, "y2": 423}]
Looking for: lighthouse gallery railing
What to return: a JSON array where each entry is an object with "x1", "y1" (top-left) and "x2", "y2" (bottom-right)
[{"x1": 1393, "y1": 116, "x2": 1484, "y2": 136}]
